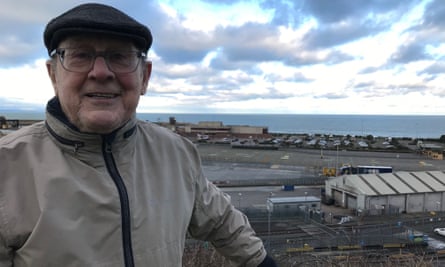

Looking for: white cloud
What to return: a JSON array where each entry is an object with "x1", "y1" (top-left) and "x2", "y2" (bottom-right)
[
  {"x1": 1, "y1": 0, "x2": 445, "y2": 115},
  {"x1": 163, "y1": 0, "x2": 273, "y2": 31},
  {"x1": 0, "y1": 59, "x2": 53, "y2": 106}
]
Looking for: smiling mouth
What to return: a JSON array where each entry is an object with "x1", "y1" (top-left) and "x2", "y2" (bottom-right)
[{"x1": 86, "y1": 93, "x2": 119, "y2": 98}]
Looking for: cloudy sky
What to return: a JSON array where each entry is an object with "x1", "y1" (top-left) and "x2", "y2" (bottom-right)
[{"x1": 1, "y1": 0, "x2": 445, "y2": 115}]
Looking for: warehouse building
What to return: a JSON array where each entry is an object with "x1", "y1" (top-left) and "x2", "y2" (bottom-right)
[
  {"x1": 267, "y1": 196, "x2": 321, "y2": 210},
  {"x1": 156, "y1": 117, "x2": 269, "y2": 138},
  {"x1": 325, "y1": 171, "x2": 445, "y2": 214},
  {"x1": 267, "y1": 196, "x2": 321, "y2": 215}
]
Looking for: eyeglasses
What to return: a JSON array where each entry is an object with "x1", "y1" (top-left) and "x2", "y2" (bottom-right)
[{"x1": 50, "y1": 48, "x2": 146, "y2": 73}]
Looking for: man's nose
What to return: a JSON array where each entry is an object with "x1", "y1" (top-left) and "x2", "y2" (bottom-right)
[{"x1": 89, "y1": 56, "x2": 114, "y2": 77}]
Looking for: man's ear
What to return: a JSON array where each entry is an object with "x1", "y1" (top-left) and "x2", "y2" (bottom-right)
[
  {"x1": 46, "y1": 59, "x2": 58, "y2": 95},
  {"x1": 141, "y1": 61, "x2": 152, "y2": 95}
]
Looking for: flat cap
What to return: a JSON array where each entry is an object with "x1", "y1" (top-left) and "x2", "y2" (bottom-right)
[{"x1": 44, "y1": 3, "x2": 152, "y2": 55}]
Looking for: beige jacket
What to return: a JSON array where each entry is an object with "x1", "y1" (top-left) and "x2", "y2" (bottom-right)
[{"x1": 0, "y1": 99, "x2": 266, "y2": 267}]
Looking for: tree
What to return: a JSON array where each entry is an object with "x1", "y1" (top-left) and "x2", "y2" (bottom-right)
[{"x1": 0, "y1": 116, "x2": 6, "y2": 128}]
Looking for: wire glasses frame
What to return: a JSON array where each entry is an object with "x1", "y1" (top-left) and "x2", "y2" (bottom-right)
[{"x1": 50, "y1": 48, "x2": 147, "y2": 74}]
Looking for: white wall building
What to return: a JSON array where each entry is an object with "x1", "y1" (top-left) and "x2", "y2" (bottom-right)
[
  {"x1": 267, "y1": 196, "x2": 321, "y2": 214},
  {"x1": 325, "y1": 171, "x2": 445, "y2": 214}
]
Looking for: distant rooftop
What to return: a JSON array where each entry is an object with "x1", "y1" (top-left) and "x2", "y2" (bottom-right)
[{"x1": 267, "y1": 196, "x2": 320, "y2": 204}]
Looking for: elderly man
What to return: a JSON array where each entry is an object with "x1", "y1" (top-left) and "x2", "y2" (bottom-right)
[{"x1": 0, "y1": 3, "x2": 277, "y2": 267}]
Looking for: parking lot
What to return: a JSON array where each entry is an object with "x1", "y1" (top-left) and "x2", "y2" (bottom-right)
[{"x1": 198, "y1": 144, "x2": 445, "y2": 173}]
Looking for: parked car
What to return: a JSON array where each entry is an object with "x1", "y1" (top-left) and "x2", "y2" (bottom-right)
[{"x1": 434, "y1": 228, "x2": 445, "y2": 236}]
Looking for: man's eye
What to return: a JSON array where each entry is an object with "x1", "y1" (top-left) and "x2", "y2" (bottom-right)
[
  {"x1": 70, "y1": 51, "x2": 92, "y2": 60},
  {"x1": 109, "y1": 52, "x2": 127, "y2": 61}
]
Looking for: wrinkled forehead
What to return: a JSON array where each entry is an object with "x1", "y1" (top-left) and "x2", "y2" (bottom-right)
[{"x1": 58, "y1": 33, "x2": 138, "y2": 50}]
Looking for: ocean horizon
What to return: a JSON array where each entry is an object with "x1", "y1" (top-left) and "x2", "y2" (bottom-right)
[{"x1": 2, "y1": 110, "x2": 444, "y2": 139}]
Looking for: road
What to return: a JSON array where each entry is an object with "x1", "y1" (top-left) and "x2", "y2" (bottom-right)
[{"x1": 198, "y1": 143, "x2": 445, "y2": 173}]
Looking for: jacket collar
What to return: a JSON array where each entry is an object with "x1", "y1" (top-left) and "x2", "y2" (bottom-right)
[{"x1": 45, "y1": 97, "x2": 137, "y2": 154}]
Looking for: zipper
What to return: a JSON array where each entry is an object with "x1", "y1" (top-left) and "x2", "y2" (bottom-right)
[
  {"x1": 102, "y1": 138, "x2": 135, "y2": 267},
  {"x1": 47, "y1": 121, "x2": 135, "y2": 265},
  {"x1": 45, "y1": 122, "x2": 84, "y2": 152}
]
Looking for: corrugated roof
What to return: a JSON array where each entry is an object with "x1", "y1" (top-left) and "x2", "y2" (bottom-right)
[
  {"x1": 429, "y1": 171, "x2": 445, "y2": 184},
  {"x1": 412, "y1": 171, "x2": 445, "y2": 191},
  {"x1": 344, "y1": 175, "x2": 378, "y2": 196},
  {"x1": 364, "y1": 174, "x2": 396, "y2": 195},
  {"x1": 396, "y1": 171, "x2": 432, "y2": 192},
  {"x1": 328, "y1": 171, "x2": 445, "y2": 196},
  {"x1": 267, "y1": 196, "x2": 320, "y2": 204},
  {"x1": 379, "y1": 173, "x2": 414, "y2": 194}
]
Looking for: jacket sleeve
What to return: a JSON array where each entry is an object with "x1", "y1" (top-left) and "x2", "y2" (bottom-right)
[
  {"x1": 258, "y1": 254, "x2": 277, "y2": 267},
  {"x1": 0, "y1": 226, "x2": 13, "y2": 267},
  {"x1": 187, "y1": 169, "x2": 267, "y2": 267},
  {"x1": 0, "y1": 151, "x2": 13, "y2": 267}
]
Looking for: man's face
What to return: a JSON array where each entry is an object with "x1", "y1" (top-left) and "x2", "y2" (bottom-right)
[{"x1": 46, "y1": 35, "x2": 151, "y2": 134}]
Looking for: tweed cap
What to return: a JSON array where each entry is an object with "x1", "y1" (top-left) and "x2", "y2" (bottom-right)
[{"x1": 44, "y1": 3, "x2": 152, "y2": 54}]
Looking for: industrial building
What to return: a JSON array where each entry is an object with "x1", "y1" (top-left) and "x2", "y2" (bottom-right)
[
  {"x1": 267, "y1": 196, "x2": 321, "y2": 214},
  {"x1": 325, "y1": 171, "x2": 445, "y2": 214},
  {"x1": 157, "y1": 117, "x2": 270, "y2": 138}
]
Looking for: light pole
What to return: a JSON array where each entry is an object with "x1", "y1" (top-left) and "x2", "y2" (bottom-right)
[
  {"x1": 336, "y1": 144, "x2": 339, "y2": 176},
  {"x1": 267, "y1": 192, "x2": 273, "y2": 250},
  {"x1": 238, "y1": 193, "x2": 242, "y2": 209},
  {"x1": 267, "y1": 206, "x2": 271, "y2": 249}
]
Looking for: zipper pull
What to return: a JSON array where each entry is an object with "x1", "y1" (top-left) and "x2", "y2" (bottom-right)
[
  {"x1": 105, "y1": 141, "x2": 113, "y2": 153},
  {"x1": 73, "y1": 142, "x2": 84, "y2": 153},
  {"x1": 102, "y1": 132, "x2": 117, "y2": 154}
]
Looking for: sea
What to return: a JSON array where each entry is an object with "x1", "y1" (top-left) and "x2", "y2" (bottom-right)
[{"x1": 2, "y1": 111, "x2": 445, "y2": 139}]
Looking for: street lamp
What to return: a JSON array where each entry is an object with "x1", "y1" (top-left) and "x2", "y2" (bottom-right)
[
  {"x1": 266, "y1": 192, "x2": 274, "y2": 250},
  {"x1": 238, "y1": 193, "x2": 242, "y2": 209},
  {"x1": 336, "y1": 144, "x2": 339, "y2": 176},
  {"x1": 267, "y1": 206, "x2": 271, "y2": 250}
]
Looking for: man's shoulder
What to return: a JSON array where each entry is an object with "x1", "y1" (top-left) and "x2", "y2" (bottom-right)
[
  {"x1": 137, "y1": 120, "x2": 181, "y2": 138},
  {"x1": 0, "y1": 121, "x2": 47, "y2": 146},
  {"x1": 135, "y1": 120, "x2": 195, "y2": 147}
]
